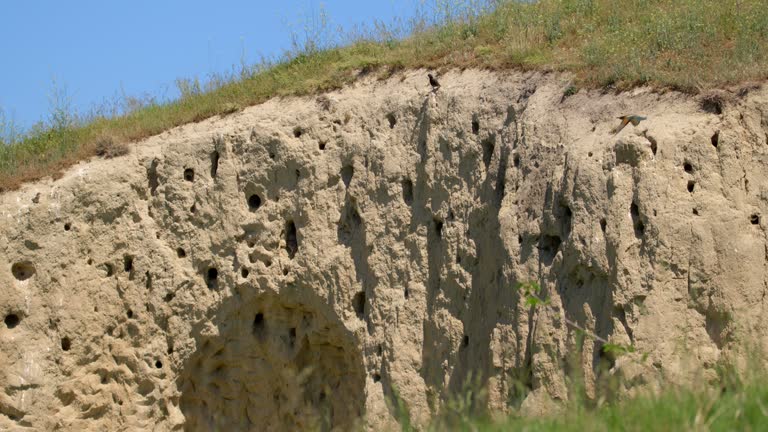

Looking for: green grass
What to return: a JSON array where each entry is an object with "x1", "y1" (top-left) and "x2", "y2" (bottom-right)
[
  {"x1": 2, "y1": 0, "x2": 767, "y2": 190},
  {"x1": 480, "y1": 384, "x2": 768, "y2": 431},
  {"x1": 417, "y1": 365, "x2": 768, "y2": 431}
]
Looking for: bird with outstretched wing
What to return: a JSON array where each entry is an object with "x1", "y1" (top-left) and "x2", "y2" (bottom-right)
[{"x1": 612, "y1": 115, "x2": 647, "y2": 134}]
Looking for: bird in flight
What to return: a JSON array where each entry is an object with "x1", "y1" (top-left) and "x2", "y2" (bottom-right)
[
  {"x1": 612, "y1": 115, "x2": 647, "y2": 134},
  {"x1": 428, "y1": 74, "x2": 441, "y2": 92}
]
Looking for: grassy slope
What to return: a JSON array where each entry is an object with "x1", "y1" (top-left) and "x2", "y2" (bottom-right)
[{"x1": 1, "y1": 0, "x2": 767, "y2": 191}]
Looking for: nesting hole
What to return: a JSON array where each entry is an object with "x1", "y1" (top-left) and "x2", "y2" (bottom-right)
[
  {"x1": 600, "y1": 218, "x2": 607, "y2": 233},
  {"x1": 693, "y1": 208, "x2": 699, "y2": 216},
  {"x1": 462, "y1": 335, "x2": 470, "y2": 348},
  {"x1": 155, "y1": 360, "x2": 163, "y2": 369},
  {"x1": 252, "y1": 312, "x2": 265, "y2": 336},
  {"x1": 471, "y1": 117, "x2": 480, "y2": 134},
  {"x1": 104, "y1": 263, "x2": 114, "y2": 277},
  {"x1": 124, "y1": 256, "x2": 134, "y2": 273},
  {"x1": 61, "y1": 337, "x2": 71, "y2": 351},
  {"x1": 687, "y1": 181, "x2": 696, "y2": 193},
  {"x1": 402, "y1": 179, "x2": 414, "y2": 206},
  {"x1": 513, "y1": 154, "x2": 520, "y2": 168},
  {"x1": 353, "y1": 291, "x2": 366, "y2": 319},
  {"x1": 177, "y1": 248, "x2": 186, "y2": 258},
  {"x1": 373, "y1": 373, "x2": 382, "y2": 383},
  {"x1": 64, "y1": 222, "x2": 71, "y2": 231},
  {"x1": 285, "y1": 220, "x2": 298, "y2": 259},
  {"x1": 293, "y1": 127, "x2": 303, "y2": 138},
  {"x1": 11, "y1": 261, "x2": 36, "y2": 281},
  {"x1": 646, "y1": 135, "x2": 658, "y2": 156},
  {"x1": 269, "y1": 151, "x2": 276, "y2": 159},
  {"x1": 248, "y1": 194, "x2": 262, "y2": 211},
  {"x1": 127, "y1": 309, "x2": 134, "y2": 319},
  {"x1": 4, "y1": 314, "x2": 20, "y2": 329},
  {"x1": 183, "y1": 168, "x2": 194, "y2": 182},
  {"x1": 386, "y1": 113, "x2": 397, "y2": 129},
  {"x1": 206, "y1": 267, "x2": 219, "y2": 289},
  {"x1": 481, "y1": 136, "x2": 495, "y2": 169},
  {"x1": 711, "y1": 131, "x2": 720, "y2": 148},
  {"x1": 751, "y1": 214, "x2": 761, "y2": 225},
  {"x1": 319, "y1": 141, "x2": 327, "y2": 150},
  {"x1": 210, "y1": 151, "x2": 220, "y2": 178},
  {"x1": 631, "y1": 202, "x2": 645, "y2": 237},
  {"x1": 241, "y1": 268, "x2": 250, "y2": 278},
  {"x1": 683, "y1": 162, "x2": 693, "y2": 173},
  {"x1": 164, "y1": 292, "x2": 175, "y2": 302},
  {"x1": 433, "y1": 218, "x2": 444, "y2": 239},
  {"x1": 341, "y1": 165, "x2": 354, "y2": 188}
]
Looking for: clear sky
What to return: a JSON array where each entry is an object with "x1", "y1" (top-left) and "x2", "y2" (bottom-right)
[{"x1": 0, "y1": 0, "x2": 422, "y2": 131}]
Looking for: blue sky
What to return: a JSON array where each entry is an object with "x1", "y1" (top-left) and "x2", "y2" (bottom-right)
[{"x1": 0, "y1": 0, "x2": 422, "y2": 130}]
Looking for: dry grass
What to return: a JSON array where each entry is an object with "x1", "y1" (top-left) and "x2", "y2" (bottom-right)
[{"x1": 1, "y1": 0, "x2": 767, "y2": 191}]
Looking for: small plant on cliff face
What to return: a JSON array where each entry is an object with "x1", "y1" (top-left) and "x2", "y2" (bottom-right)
[{"x1": 516, "y1": 280, "x2": 639, "y2": 364}]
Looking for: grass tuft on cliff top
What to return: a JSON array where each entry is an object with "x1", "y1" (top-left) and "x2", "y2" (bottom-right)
[{"x1": 2, "y1": 0, "x2": 767, "y2": 191}]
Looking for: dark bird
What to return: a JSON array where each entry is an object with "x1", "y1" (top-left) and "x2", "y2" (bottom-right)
[
  {"x1": 612, "y1": 115, "x2": 647, "y2": 134},
  {"x1": 428, "y1": 73, "x2": 441, "y2": 91}
]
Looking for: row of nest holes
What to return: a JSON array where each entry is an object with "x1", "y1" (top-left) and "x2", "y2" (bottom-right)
[
  {"x1": 183, "y1": 151, "x2": 220, "y2": 182},
  {"x1": 200, "y1": 220, "x2": 298, "y2": 289}
]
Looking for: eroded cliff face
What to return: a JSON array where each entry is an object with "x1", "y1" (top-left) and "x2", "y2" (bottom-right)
[{"x1": 2, "y1": 70, "x2": 768, "y2": 431}]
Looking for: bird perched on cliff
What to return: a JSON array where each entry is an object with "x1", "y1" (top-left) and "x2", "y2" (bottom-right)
[
  {"x1": 612, "y1": 115, "x2": 647, "y2": 134},
  {"x1": 428, "y1": 73, "x2": 441, "y2": 92}
]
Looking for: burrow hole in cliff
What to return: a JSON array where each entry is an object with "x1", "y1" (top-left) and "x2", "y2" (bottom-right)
[
  {"x1": 373, "y1": 372, "x2": 381, "y2": 383},
  {"x1": 11, "y1": 261, "x2": 36, "y2": 281},
  {"x1": 64, "y1": 222, "x2": 71, "y2": 231},
  {"x1": 206, "y1": 267, "x2": 219, "y2": 289},
  {"x1": 600, "y1": 218, "x2": 607, "y2": 233},
  {"x1": 127, "y1": 309, "x2": 134, "y2": 319},
  {"x1": 155, "y1": 360, "x2": 163, "y2": 369},
  {"x1": 248, "y1": 193, "x2": 262, "y2": 211},
  {"x1": 462, "y1": 335, "x2": 470, "y2": 348},
  {"x1": 471, "y1": 116, "x2": 480, "y2": 135},
  {"x1": 404, "y1": 287, "x2": 410, "y2": 299},
  {"x1": 353, "y1": 291, "x2": 366, "y2": 319},
  {"x1": 61, "y1": 337, "x2": 71, "y2": 351},
  {"x1": 711, "y1": 131, "x2": 720, "y2": 148},
  {"x1": 148, "y1": 159, "x2": 160, "y2": 196},
  {"x1": 124, "y1": 255, "x2": 134, "y2": 273},
  {"x1": 631, "y1": 202, "x2": 645, "y2": 237},
  {"x1": 513, "y1": 154, "x2": 520, "y2": 168},
  {"x1": 687, "y1": 181, "x2": 696, "y2": 193},
  {"x1": 184, "y1": 168, "x2": 195, "y2": 182},
  {"x1": 4, "y1": 314, "x2": 20, "y2": 329},
  {"x1": 210, "y1": 151, "x2": 220, "y2": 178},
  {"x1": 540, "y1": 235, "x2": 562, "y2": 263},
  {"x1": 241, "y1": 268, "x2": 250, "y2": 278},
  {"x1": 341, "y1": 164, "x2": 354, "y2": 188},
  {"x1": 103, "y1": 263, "x2": 114, "y2": 277},
  {"x1": 481, "y1": 135, "x2": 495, "y2": 169},
  {"x1": 319, "y1": 141, "x2": 327, "y2": 150},
  {"x1": 177, "y1": 248, "x2": 186, "y2": 258},
  {"x1": 646, "y1": 135, "x2": 658, "y2": 156},
  {"x1": 597, "y1": 344, "x2": 617, "y2": 371},
  {"x1": 252, "y1": 312, "x2": 265, "y2": 336},
  {"x1": 293, "y1": 127, "x2": 303, "y2": 138},
  {"x1": 684, "y1": 162, "x2": 694, "y2": 173},
  {"x1": 402, "y1": 179, "x2": 414, "y2": 206},
  {"x1": 285, "y1": 220, "x2": 298, "y2": 259},
  {"x1": 751, "y1": 214, "x2": 761, "y2": 225},
  {"x1": 433, "y1": 218, "x2": 444, "y2": 239},
  {"x1": 386, "y1": 113, "x2": 397, "y2": 129}
]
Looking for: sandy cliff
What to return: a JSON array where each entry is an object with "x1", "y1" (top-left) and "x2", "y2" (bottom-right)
[{"x1": 2, "y1": 70, "x2": 767, "y2": 430}]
